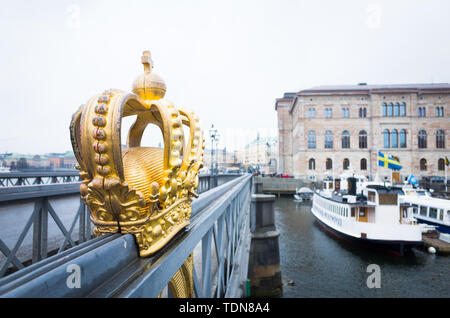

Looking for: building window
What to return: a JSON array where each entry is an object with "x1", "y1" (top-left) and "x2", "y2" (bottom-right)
[
  {"x1": 309, "y1": 158, "x2": 315, "y2": 170},
  {"x1": 359, "y1": 130, "x2": 367, "y2": 149},
  {"x1": 326, "y1": 158, "x2": 333, "y2": 170},
  {"x1": 418, "y1": 130, "x2": 427, "y2": 149},
  {"x1": 400, "y1": 102, "x2": 406, "y2": 116},
  {"x1": 438, "y1": 158, "x2": 445, "y2": 171},
  {"x1": 420, "y1": 158, "x2": 427, "y2": 171},
  {"x1": 418, "y1": 107, "x2": 426, "y2": 117},
  {"x1": 383, "y1": 129, "x2": 390, "y2": 148},
  {"x1": 391, "y1": 129, "x2": 398, "y2": 148},
  {"x1": 388, "y1": 103, "x2": 393, "y2": 116},
  {"x1": 324, "y1": 130, "x2": 333, "y2": 149},
  {"x1": 400, "y1": 129, "x2": 407, "y2": 148},
  {"x1": 382, "y1": 103, "x2": 387, "y2": 116},
  {"x1": 359, "y1": 107, "x2": 367, "y2": 118},
  {"x1": 360, "y1": 158, "x2": 367, "y2": 170},
  {"x1": 342, "y1": 108, "x2": 349, "y2": 118},
  {"x1": 342, "y1": 130, "x2": 350, "y2": 149},
  {"x1": 394, "y1": 102, "x2": 400, "y2": 116},
  {"x1": 307, "y1": 130, "x2": 316, "y2": 149},
  {"x1": 436, "y1": 107, "x2": 444, "y2": 117},
  {"x1": 436, "y1": 129, "x2": 445, "y2": 148},
  {"x1": 343, "y1": 158, "x2": 350, "y2": 170},
  {"x1": 307, "y1": 108, "x2": 315, "y2": 118},
  {"x1": 325, "y1": 108, "x2": 333, "y2": 118}
]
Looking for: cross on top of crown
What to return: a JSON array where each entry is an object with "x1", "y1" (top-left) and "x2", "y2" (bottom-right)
[{"x1": 141, "y1": 50, "x2": 153, "y2": 74}]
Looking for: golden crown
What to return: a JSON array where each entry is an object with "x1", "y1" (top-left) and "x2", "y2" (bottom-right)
[{"x1": 70, "y1": 50, "x2": 204, "y2": 257}]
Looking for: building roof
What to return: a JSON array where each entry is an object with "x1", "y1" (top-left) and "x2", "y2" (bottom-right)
[
  {"x1": 281, "y1": 82, "x2": 450, "y2": 113},
  {"x1": 245, "y1": 136, "x2": 277, "y2": 148},
  {"x1": 297, "y1": 83, "x2": 450, "y2": 95},
  {"x1": 275, "y1": 92, "x2": 296, "y2": 110}
]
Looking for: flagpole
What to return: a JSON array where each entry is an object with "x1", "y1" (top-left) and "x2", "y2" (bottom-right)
[
  {"x1": 446, "y1": 163, "x2": 448, "y2": 193},
  {"x1": 445, "y1": 156, "x2": 449, "y2": 193}
]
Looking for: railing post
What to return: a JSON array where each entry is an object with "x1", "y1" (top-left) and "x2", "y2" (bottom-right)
[
  {"x1": 248, "y1": 194, "x2": 282, "y2": 297},
  {"x1": 254, "y1": 177, "x2": 263, "y2": 194},
  {"x1": 32, "y1": 198, "x2": 48, "y2": 263}
]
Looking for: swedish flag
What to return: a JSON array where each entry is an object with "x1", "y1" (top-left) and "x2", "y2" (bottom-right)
[{"x1": 378, "y1": 151, "x2": 402, "y2": 170}]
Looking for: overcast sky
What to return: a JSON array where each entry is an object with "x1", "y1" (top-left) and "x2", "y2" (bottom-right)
[{"x1": 0, "y1": 0, "x2": 449, "y2": 154}]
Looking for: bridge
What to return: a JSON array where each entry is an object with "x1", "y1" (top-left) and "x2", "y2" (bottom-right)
[
  {"x1": 0, "y1": 172, "x2": 281, "y2": 297},
  {"x1": 0, "y1": 51, "x2": 282, "y2": 298}
]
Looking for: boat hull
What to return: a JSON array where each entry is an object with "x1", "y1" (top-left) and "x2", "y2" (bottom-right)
[
  {"x1": 414, "y1": 217, "x2": 450, "y2": 234},
  {"x1": 312, "y1": 213, "x2": 423, "y2": 256}
]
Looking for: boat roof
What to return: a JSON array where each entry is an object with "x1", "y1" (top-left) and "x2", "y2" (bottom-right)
[
  {"x1": 401, "y1": 195, "x2": 450, "y2": 210},
  {"x1": 317, "y1": 191, "x2": 374, "y2": 207},
  {"x1": 366, "y1": 184, "x2": 404, "y2": 195}
]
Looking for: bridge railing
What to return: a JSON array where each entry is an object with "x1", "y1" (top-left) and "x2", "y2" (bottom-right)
[
  {"x1": 0, "y1": 174, "x2": 243, "y2": 279},
  {"x1": 0, "y1": 171, "x2": 80, "y2": 187},
  {"x1": 0, "y1": 171, "x2": 241, "y2": 189},
  {"x1": 0, "y1": 174, "x2": 252, "y2": 297}
]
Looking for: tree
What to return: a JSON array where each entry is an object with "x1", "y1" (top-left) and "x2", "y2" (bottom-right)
[{"x1": 17, "y1": 158, "x2": 29, "y2": 170}]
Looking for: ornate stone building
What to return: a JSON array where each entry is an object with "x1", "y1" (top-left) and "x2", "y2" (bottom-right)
[
  {"x1": 275, "y1": 83, "x2": 450, "y2": 182},
  {"x1": 236, "y1": 136, "x2": 278, "y2": 174}
]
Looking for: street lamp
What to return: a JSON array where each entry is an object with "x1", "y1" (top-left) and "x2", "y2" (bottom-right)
[
  {"x1": 209, "y1": 124, "x2": 218, "y2": 175},
  {"x1": 215, "y1": 132, "x2": 220, "y2": 175}
]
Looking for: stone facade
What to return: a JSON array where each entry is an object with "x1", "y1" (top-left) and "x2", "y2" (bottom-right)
[
  {"x1": 236, "y1": 136, "x2": 278, "y2": 174},
  {"x1": 275, "y1": 84, "x2": 450, "y2": 182}
]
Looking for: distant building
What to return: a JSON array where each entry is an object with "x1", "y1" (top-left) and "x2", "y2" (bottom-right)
[
  {"x1": 3, "y1": 151, "x2": 77, "y2": 170},
  {"x1": 276, "y1": 83, "x2": 450, "y2": 182},
  {"x1": 202, "y1": 148, "x2": 240, "y2": 173},
  {"x1": 236, "y1": 135, "x2": 278, "y2": 174}
]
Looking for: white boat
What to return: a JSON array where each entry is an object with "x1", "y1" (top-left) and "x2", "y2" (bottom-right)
[
  {"x1": 401, "y1": 183, "x2": 432, "y2": 198},
  {"x1": 399, "y1": 194, "x2": 450, "y2": 234},
  {"x1": 293, "y1": 194, "x2": 303, "y2": 202},
  {"x1": 322, "y1": 171, "x2": 368, "y2": 194},
  {"x1": 294, "y1": 187, "x2": 313, "y2": 201},
  {"x1": 311, "y1": 177, "x2": 424, "y2": 255}
]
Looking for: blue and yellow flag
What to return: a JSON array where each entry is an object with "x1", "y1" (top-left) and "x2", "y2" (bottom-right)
[{"x1": 378, "y1": 151, "x2": 402, "y2": 170}]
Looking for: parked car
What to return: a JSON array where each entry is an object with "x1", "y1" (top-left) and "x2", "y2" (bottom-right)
[{"x1": 430, "y1": 176, "x2": 445, "y2": 183}]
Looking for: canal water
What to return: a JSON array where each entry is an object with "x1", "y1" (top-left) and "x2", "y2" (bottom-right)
[{"x1": 275, "y1": 197, "x2": 450, "y2": 298}]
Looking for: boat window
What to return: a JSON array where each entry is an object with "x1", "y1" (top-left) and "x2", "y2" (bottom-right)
[
  {"x1": 379, "y1": 193, "x2": 397, "y2": 205},
  {"x1": 412, "y1": 207, "x2": 418, "y2": 214},
  {"x1": 402, "y1": 209, "x2": 407, "y2": 218},
  {"x1": 351, "y1": 208, "x2": 355, "y2": 217},
  {"x1": 419, "y1": 206, "x2": 427, "y2": 216},
  {"x1": 359, "y1": 207, "x2": 366, "y2": 217},
  {"x1": 368, "y1": 191, "x2": 376, "y2": 203},
  {"x1": 429, "y1": 208, "x2": 438, "y2": 219},
  {"x1": 439, "y1": 209, "x2": 444, "y2": 221}
]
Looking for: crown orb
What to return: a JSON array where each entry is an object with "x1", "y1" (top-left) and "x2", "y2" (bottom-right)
[{"x1": 132, "y1": 50, "x2": 167, "y2": 101}]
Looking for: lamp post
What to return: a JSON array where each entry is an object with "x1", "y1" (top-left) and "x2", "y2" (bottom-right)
[
  {"x1": 209, "y1": 124, "x2": 218, "y2": 175},
  {"x1": 215, "y1": 132, "x2": 220, "y2": 175}
]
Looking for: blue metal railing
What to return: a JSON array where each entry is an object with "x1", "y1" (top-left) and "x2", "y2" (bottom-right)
[{"x1": 0, "y1": 174, "x2": 252, "y2": 297}]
